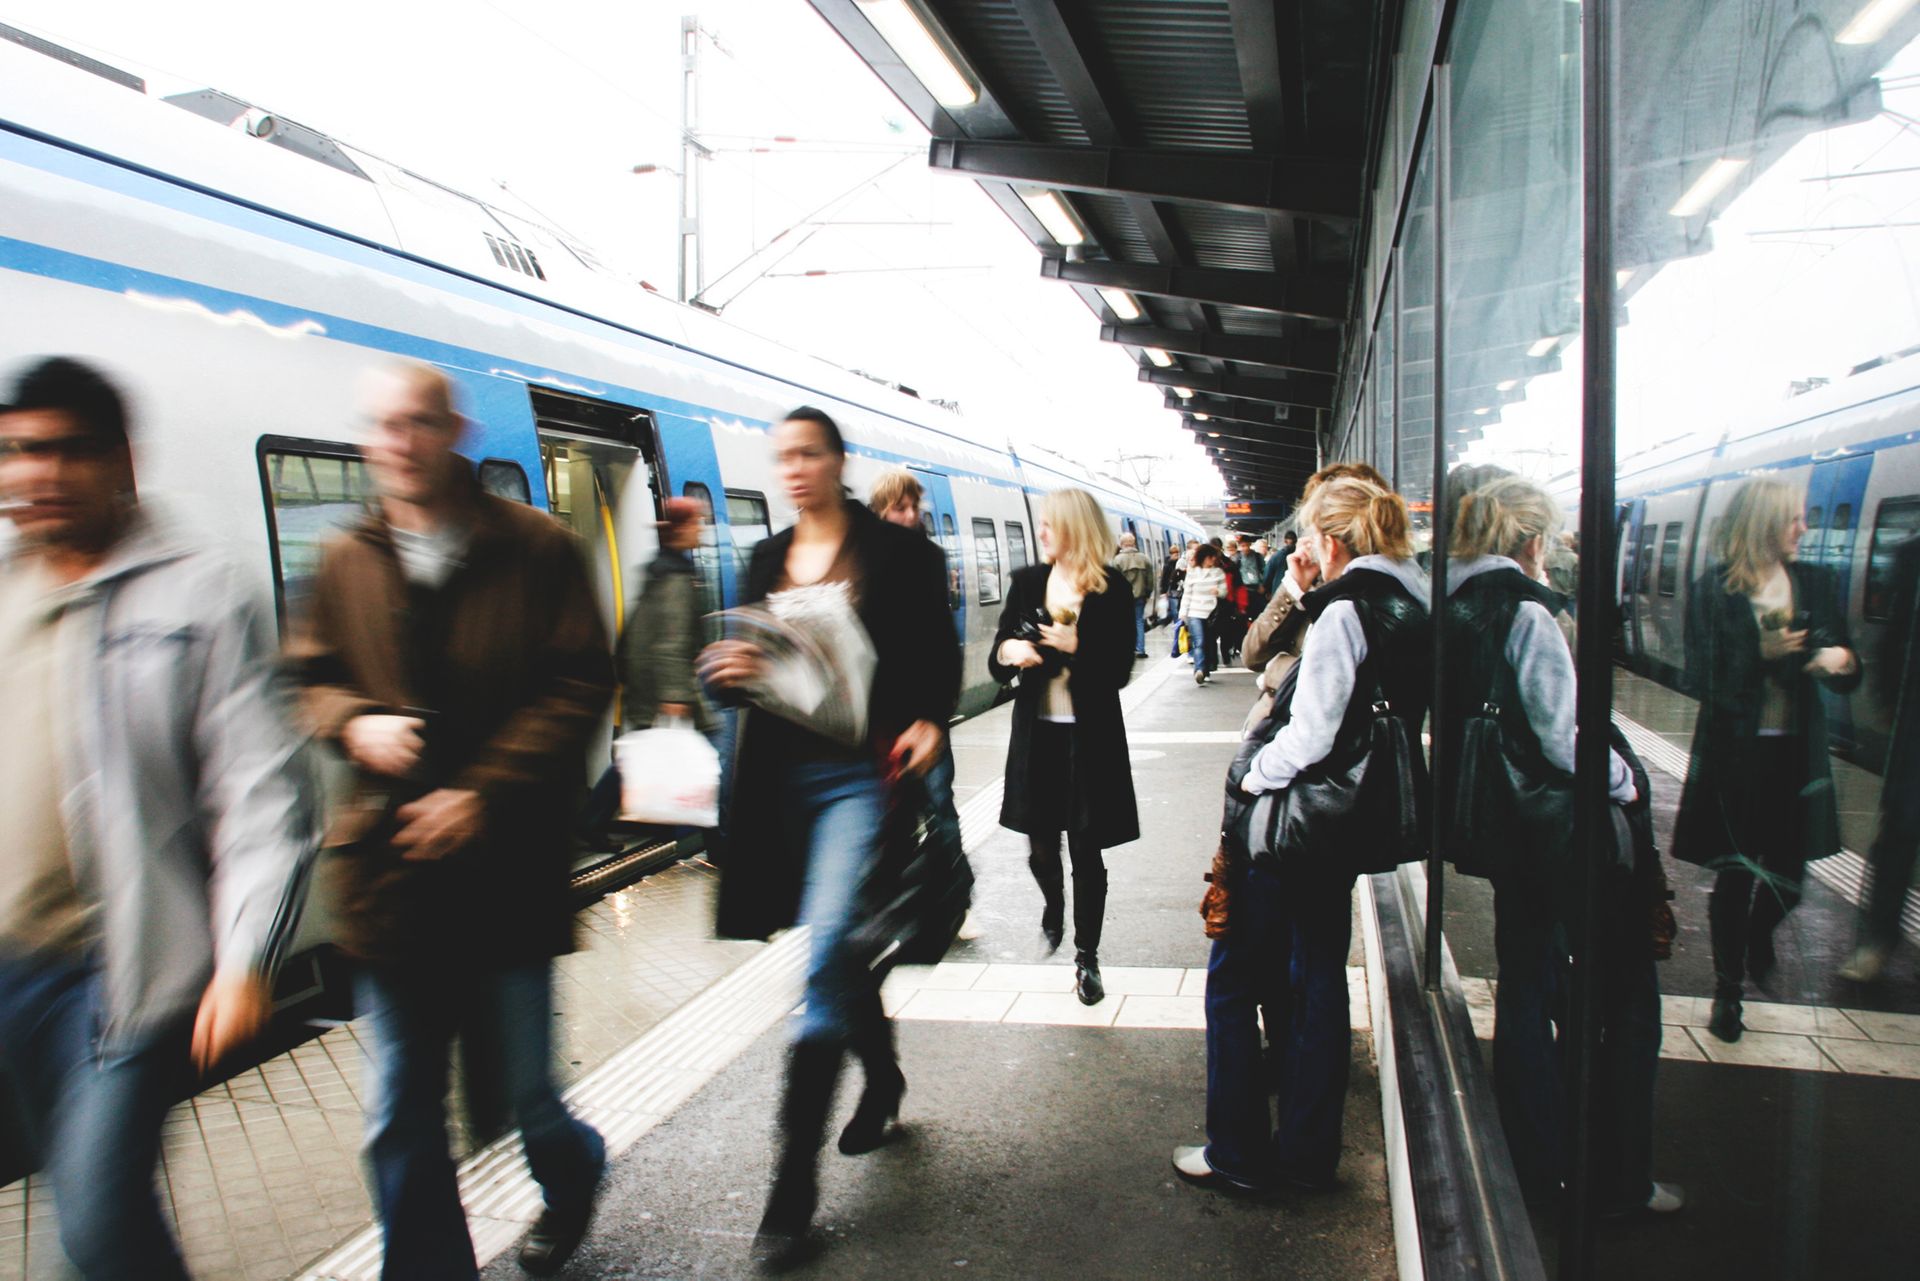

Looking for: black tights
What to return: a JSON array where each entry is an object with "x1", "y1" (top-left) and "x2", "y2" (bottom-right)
[{"x1": 1027, "y1": 831, "x2": 1108, "y2": 953}]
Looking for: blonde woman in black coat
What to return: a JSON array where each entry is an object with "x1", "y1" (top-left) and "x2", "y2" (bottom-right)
[{"x1": 990, "y1": 488, "x2": 1141, "y2": 1004}]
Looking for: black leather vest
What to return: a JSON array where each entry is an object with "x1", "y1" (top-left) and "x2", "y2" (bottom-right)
[
  {"x1": 1300, "y1": 564, "x2": 1433, "y2": 748},
  {"x1": 1440, "y1": 567, "x2": 1562, "y2": 772}
]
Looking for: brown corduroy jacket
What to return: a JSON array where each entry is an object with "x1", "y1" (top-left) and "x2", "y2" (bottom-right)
[{"x1": 287, "y1": 476, "x2": 613, "y2": 967}]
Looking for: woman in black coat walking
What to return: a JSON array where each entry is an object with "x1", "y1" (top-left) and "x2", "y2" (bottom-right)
[
  {"x1": 699, "y1": 407, "x2": 958, "y2": 1267},
  {"x1": 990, "y1": 488, "x2": 1141, "y2": 1005},
  {"x1": 1674, "y1": 476, "x2": 1859, "y2": 1042}
]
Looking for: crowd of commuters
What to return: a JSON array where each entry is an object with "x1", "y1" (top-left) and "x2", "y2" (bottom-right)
[{"x1": 6, "y1": 350, "x2": 1918, "y2": 1277}]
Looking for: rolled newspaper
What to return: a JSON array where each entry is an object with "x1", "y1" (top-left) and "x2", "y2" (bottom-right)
[{"x1": 712, "y1": 581, "x2": 876, "y2": 747}]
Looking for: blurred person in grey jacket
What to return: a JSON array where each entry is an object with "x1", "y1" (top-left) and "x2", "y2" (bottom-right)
[
  {"x1": 618, "y1": 497, "x2": 719, "y2": 738},
  {"x1": 0, "y1": 357, "x2": 318, "y2": 1280},
  {"x1": 1113, "y1": 531, "x2": 1156, "y2": 658}
]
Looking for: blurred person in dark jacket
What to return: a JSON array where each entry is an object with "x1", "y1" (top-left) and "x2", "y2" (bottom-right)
[
  {"x1": 618, "y1": 496, "x2": 718, "y2": 739},
  {"x1": 288, "y1": 360, "x2": 614, "y2": 1279},
  {"x1": 0, "y1": 357, "x2": 318, "y2": 1280},
  {"x1": 1842, "y1": 531, "x2": 1920, "y2": 983},
  {"x1": 1114, "y1": 531, "x2": 1156, "y2": 659}
]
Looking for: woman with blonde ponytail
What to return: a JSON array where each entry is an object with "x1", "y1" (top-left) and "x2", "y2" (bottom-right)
[
  {"x1": 990, "y1": 488, "x2": 1142, "y2": 1005},
  {"x1": 1176, "y1": 476, "x2": 1430, "y2": 1195}
]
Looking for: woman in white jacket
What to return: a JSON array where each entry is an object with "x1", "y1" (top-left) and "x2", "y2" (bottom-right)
[{"x1": 1182, "y1": 545, "x2": 1229, "y2": 685}]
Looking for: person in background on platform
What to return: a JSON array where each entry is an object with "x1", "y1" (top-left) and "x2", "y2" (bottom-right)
[
  {"x1": 1114, "y1": 531, "x2": 1156, "y2": 659},
  {"x1": 991, "y1": 488, "x2": 1141, "y2": 1005},
  {"x1": 701, "y1": 412, "x2": 956, "y2": 1268},
  {"x1": 1843, "y1": 524, "x2": 1920, "y2": 983},
  {"x1": 870, "y1": 467, "x2": 977, "y2": 942},
  {"x1": 619, "y1": 496, "x2": 720, "y2": 741},
  {"x1": 289, "y1": 361, "x2": 613, "y2": 1279},
  {"x1": 1673, "y1": 476, "x2": 1859, "y2": 1043},
  {"x1": 1441, "y1": 475, "x2": 1678, "y2": 1215},
  {"x1": 0, "y1": 357, "x2": 318, "y2": 1280},
  {"x1": 1182, "y1": 543, "x2": 1229, "y2": 685},
  {"x1": 1264, "y1": 529, "x2": 1298, "y2": 598},
  {"x1": 1164, "y1": 540, "x2": 1194, "y2": 649},
  {"x1": 1177, "y1": 477, "x2": 1429, "y2": 1195}
]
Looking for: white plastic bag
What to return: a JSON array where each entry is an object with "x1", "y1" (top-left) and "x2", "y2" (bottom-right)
[{"x1": 614, "y1": 721, "x2": 719, "y2": 827}]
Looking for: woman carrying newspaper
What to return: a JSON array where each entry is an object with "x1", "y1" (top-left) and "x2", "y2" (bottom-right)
[{"x1": 697, "y1": 407, "x2": 958, "y2": 1269}]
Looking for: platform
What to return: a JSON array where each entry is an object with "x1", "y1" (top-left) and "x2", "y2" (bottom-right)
[{"x1": 0, "y1": 652, "x2": 1398, "y2": 1280}]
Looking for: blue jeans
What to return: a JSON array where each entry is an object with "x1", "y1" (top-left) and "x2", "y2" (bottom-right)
[
  {"x1": 777, "y1": 756, "x2": 888, "y2": 1044},
  {"x1": 357, "y1": 963, "x2": 606, "y2": 1281},
  {"x1": 0, "y1": 954, "x2": 189, "y2": 1280},
  {"x1": 925, "y1": 742, "x2": 963, "y2": 867},
  {"x1": 1491, "y1": 876, "x2": 1566, "y2": 1197},
  {"x1": 1186, "y1": 616, "x2": 1210, "y2": 674},
  {"x1": 1204, "y1": 863, "x2": 1355, "y2": 1187},
  {"x1": 1131, "y1": 599, "x2": 1147, "y2": 655}
]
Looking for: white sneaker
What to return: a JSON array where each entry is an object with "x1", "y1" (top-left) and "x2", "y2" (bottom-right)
[
  {"x1": 1646, "y1": 1182, "x2": 1686, "y2": 1214},
  {"x1": 1171, "y1": 1144, "x2": 1213, "y2": 1179},
  {"x1": 1839, "y1": 944, "x2": 1890, "y2": 984}
]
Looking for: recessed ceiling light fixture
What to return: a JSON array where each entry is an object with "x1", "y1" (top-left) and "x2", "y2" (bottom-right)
[
  {"x1": 1018, "y1": 189, "x2": 1086, "y2": 246},
  {"x1": 1669, "y1": 157, "x2": 1748, "y2": 217},
  {"x1": 857, "y1": 0, "x2": 978, "y2": 107}
]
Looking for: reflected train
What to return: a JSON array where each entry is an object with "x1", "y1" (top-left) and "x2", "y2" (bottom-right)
[
  {"x1": 1614, "y1": 351, "x2": 1920, "y2": 765},
  {"x1": 0, "y1": 38, "x2": 1201, "y2": 963}
]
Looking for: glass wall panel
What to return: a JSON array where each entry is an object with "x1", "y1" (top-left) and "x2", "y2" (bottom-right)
[
  {"x1": 1374, "y1": 279, "x2": 1397, "y2": 487},
  {"x1": 1400, "y1": 143, "x2": 1436, "y2": 525},
  {"x1": 1601, "y1": 2, "x2": 1920, "y2": 1276}
]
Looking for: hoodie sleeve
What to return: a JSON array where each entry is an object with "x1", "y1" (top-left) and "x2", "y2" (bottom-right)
[
  {"x1": 1507, "y1": 600, "x2": 1635, "y2": 803},
  {"x1": 1244, "y1": 599, "x2": 1365, "y2": 794}
]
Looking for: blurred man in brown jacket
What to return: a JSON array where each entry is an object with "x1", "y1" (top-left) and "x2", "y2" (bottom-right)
[{"x1": 288, "y1": 361, "x2": 613, "y2": 1279}]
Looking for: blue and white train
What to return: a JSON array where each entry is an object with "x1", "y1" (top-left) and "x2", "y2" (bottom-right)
[
  {"x1": 1613, "y1": 350, "x2": 1920, "y2": 766},
  {"x1": 0, "y1": 35, "x2": 1202, "y2": 978}
]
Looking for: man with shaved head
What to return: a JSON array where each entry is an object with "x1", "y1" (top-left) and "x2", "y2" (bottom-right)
[{"x1": 289, "y1": 360, "x2": 614, "y2": 1278}]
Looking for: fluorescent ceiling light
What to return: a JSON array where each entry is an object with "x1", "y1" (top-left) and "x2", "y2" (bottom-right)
[
  {"x1": 1838, "y1": 0, "x2": 1918, "y2": 44},
  {"x1": 1527, "y1": 336, "x2": 1562, "y2": 358},
  {"x1": 1208, "y1": 432, "x2": 1221, "y2": 438},
  {"x1": 1616, "y1": 267, "x2": 1636, "y2": 288},
  {"x1": 858, "y1": 0, "x2": 977, "y2": 107},
  {"x1": 1173, "y1": 386, "x2": 1194, "y2": 399},
  {"x1": 1497, "y1": 378, "x2": 1520, "y2": 392},
  {"x1": 1193, "y1": 412, "x2": 1210, "y2": 421},
  {"x1": 1018, "y1": 189, "x2": 1085, "y2": 246},
  {"x1": 1098, "y1": 288, "x2": 1142, "y2": 320},
  {"x1": 1669, "y1": 157, "x2": 1749, "y2": 217},
  {"x1": 1144, "y1": 346, "x2": 1174, "y2": 368},
  {"x1": 1474, "y1": 407, "x2": 1492, "y2": 416}
]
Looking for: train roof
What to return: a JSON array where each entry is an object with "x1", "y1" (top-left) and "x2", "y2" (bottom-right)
[{"x1": 0, "y1": 35, "x2": 1107, "y2": 477}]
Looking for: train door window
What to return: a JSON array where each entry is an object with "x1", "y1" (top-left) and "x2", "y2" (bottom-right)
[
  {"x1": 1800, "y1": 506, "x2": 1825, "y2": 561},
  {"x1": 683, "y1": 481, "x2": 725, "y2": 619},
  {"x1": 258, "y1": 441, "x2": 370, "y2": 627},
  {"x1": 1635, "y1": 525, "x2": 1658, "y2": 597},
  {"x1": 1866, "y1": 498, "x2": 1920, "y2": 621},
  {"x1": 478, "y1": 458, "x2": 532, "y2": 504},
  {"x1": 726, "y1": 490, "x2": 771, "y2": 579},
  {"x1": 1007, "y1": 521, "x2": 1030, "y2": 571},
  {"x1": 972, "y1": 518, "x2": 1002, "y2": 603},
  {"x1": 1829, "y1": 503, "x2": 1855, "y2": 570},
  {"x1": 1657, "y1": 522, "x2": 1683, "y2": 597}
]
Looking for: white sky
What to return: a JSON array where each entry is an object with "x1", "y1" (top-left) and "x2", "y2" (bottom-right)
[
  {"x1": 1461, "y1": 36, "x2": 1920, "y2": 492},
  {"x1": 0, "y1": 0, "x2": 1229, "y2": 502}
]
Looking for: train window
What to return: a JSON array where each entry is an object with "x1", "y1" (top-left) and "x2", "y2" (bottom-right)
[
  {"x1": 1007, "y1": 521, "x2": 1031, "y2": 571},
  {"x1": 478, "y1": 459, "x2": 532, "y2": 504},
  {"x1": 725, "y1": 490, "x2": 770, "y2": 579},
  {"x1": 1635, "y1": 525, "x2": 1658, "y2": 596},
  {"x1": 973, "y1": 517, "x2": 1003, "y2": 604},
  {"x1": 940, "y1": 514, "x2": 962, "y2": 610},
  {"x1": 1866, "y1": 498, "x2": 1920, "y2": 621},
  {"x1": 1800, "y1": 506, "x2": 1824, "y2": 560},
  {"x1": 1829, "y1": 503, "x2": 1855, "y2": 566},
  {"x1": 258, "y1": 442, "x2": 370, "y2": 628},
  {"x1": 682, "y1": 482, "x2": 724, "y2": 619},
  {"x1": 1657, "y1": 522, "x2": 1683, "y2": 597}
]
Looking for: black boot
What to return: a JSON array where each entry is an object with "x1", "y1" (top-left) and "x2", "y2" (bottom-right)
[
  {"x1": 1028, "y1": 837, "x2": 1066, "y2": 954},
  {"x1": 753, "y1": 1040, "x2": 843, "y2": 1271},
  {"x1": 1075, "y1": 949, "x2": 1105, "y2": 1005},
  {"x1": 838, "y1": 1015, "x2": 905, "y2": 1155},
  {"x1": 1071, "y1": 867, "x2": 1107, "y2": 955},
  {"x1": 1708, "y1": 984, "x2": 1744, "y2": 1044}
]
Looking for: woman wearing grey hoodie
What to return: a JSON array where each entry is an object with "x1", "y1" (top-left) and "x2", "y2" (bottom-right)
[
  {"x1": 1176, "y1": 477, "x2": 1430, "y2": 1195},
  {"x1": 1442, "y1": 474, "x2": 1679, "y2": 1217}
]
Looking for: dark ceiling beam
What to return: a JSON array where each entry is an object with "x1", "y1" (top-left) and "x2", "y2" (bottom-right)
[
  {"x1": 1207, "y1": 455, "x2": 1313, "y2": 486},
  {"x1": 1165, "y1": 392, "x2": 1300, "y2": 427},
  {"x1": 1226, "y1": 0, "x2": 1311, "y2": 274},
  {"x1": 1007, "y1": 0, "x2": 1216, "y2": 339},
  {"x1": 1182, "y1": 420, "x2": 1320, "y2": 453},
  {"x1": 1040, "y1": 257, "x2": 1346, "y2": 322},
  {"x1": 806, "y1": 0, "x2": 1021, "y2": 140},
  {"x1": 1139, "y1": 366, "x2": 1334, "y2": 411},
  {"x1": 1200, "y1": 435, "x2": 1319, "y2": 465},
  {"x1": 930, "y1": 138, "x2": 1360, "y2": 222},
  {"x1": 1102, "y1": 324, "x2": 1338, "y2": 374}
]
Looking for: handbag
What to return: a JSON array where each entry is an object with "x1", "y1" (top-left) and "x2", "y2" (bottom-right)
[
  {"x1": 1446, "y1": 636, "x2": 1573, "y2": 886},
  {"x1": 1226, "y1": 639, "x2": 1424, "y2": 877},
  {"x1": 853, "y1": 773, "x2": 975, "y2": 971}
]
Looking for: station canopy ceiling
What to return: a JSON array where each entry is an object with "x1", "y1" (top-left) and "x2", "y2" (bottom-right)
[{"x1": 806, "y1": 0, "x2": 1377, "y2": 504}]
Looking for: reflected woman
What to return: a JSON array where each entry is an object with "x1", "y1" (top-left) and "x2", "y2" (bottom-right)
[
  {"x1": 699, "y1": 407, "x2": 958, "y2": 1266},
  {"x1": 990, "y1": 488, "x2": 1141, "y2": 1005},
  {"x1": 1674, "y1": 477, "x2": 1859, "y2": 1042}
]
